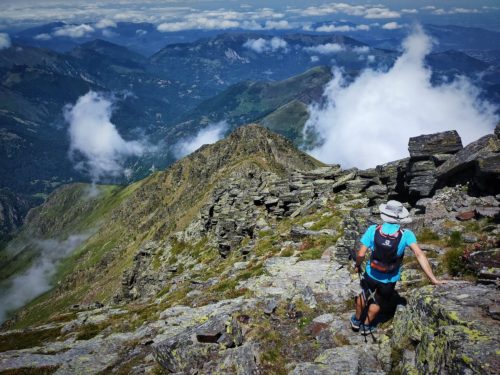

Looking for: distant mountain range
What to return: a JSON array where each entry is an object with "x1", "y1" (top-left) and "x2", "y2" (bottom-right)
[{"x1": 1, "y1": 25, "x2": 500, "y2": 241}]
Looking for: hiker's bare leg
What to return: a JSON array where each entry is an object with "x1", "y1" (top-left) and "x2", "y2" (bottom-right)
[
  {"x1": 365, "y1": 303, "x2": 380, "y2": 324},
  {"x1": 355, "y1": 294, "x2": 365, "y2": 319}
]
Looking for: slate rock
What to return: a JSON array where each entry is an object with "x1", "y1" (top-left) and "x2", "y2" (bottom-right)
[
  {"x1": 456, "y1": 210, "x2": 476, "y2": 221},
  {"x1": 408, "y1": 130, "x2": 462, "y2": 159},
  {"x1": 436, "y1": 134, "x2": 500, "y2": 192}
]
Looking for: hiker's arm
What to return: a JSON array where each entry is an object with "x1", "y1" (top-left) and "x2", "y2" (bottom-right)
[
  {"x1": 410, "y1": 243, "x2": 446, "y2": 285},
  {"x1": 354, "y1": 245, "x2": 368, "y2": 273}
]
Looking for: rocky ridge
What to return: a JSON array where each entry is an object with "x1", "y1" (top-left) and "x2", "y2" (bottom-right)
[{"x1": 0, "y1": 125, "x2": 499, "y2": 374}]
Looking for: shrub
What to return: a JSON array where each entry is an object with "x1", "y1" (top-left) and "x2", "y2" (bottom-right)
[
  {"x1": 443, "y1": 247, "x2": 465, "y2": 276},
  {"x1": 447, "y1": 231, "x2": 463, "y2": 247}
]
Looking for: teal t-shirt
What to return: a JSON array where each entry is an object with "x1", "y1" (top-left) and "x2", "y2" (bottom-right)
[{"x1": 360, "y1": 223, "x2": 417, "y2": 283}]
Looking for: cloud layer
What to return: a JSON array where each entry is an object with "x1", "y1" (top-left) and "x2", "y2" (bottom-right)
[
  {"x1": 0, "y1": 233, "x2": 91, "y2": 323},
  {"x1": 174, "y1": 121, "x2": 228, "y2": 158},
  {"x1": 65, "y1": 91, "x2": 144, "y2": 182},
  {"x1": 0, "y1": 33, "x2": 11, "y2": 49},
  {"x1": 304, "y1": 26, "x2": 498, "y2": 169},
  {"x1": 1, "y1": 1, "x2": 491, "y2": 32}
]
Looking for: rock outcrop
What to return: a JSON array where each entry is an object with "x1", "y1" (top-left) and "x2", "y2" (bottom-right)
[
  {"x1": 391, "y1": 282, "x2": 499, "y2": 374},
  {"x1": 436, "y1": 131, "x2": 500, "y2": 195},
  {"x1": 0, "y1": 189, "x2": 31, "y2": 242},
  {"x1": 406, "y1": 131, "x2": 463, "y2": 201}
]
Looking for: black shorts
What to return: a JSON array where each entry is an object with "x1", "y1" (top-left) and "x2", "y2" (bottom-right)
[{"x1": 360, "y1": 273, "x2": 396, "y2": 305}]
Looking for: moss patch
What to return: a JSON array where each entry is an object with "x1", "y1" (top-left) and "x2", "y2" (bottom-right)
[{"x1": 0, "y1": 326, "x2": 62, "y2": 351}]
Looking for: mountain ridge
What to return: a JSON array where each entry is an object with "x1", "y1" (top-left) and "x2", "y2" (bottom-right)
[{"x1": 0, "y1": 124, "x2": 498, "y2": 374}]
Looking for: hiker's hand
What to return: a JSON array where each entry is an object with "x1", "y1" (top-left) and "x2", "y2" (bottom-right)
[
  {"x1": 431, "y1": 278, "x2": 448, "y2": 285},
  {"x1": 354, "y1": 265, "x2": 360, "y2": 274}
]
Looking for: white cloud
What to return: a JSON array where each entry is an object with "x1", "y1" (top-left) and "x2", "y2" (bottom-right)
[
  {"x1": 401, "y1": 9, "x2": 418, "y2": 14},
  {"x1": 293, "y1": 4, "x2": 400, "y2": 19},
  {"x1": 240, "y1": 20, "x2": 263, "y2": 30},
  {"x1": 174, "y1": 121, "x2": 228, "y2": 158},
  {"x1": 243, "y1": 37, "x2": 288, "y2": 53},
  {"x1": 304, "y1": 43, "x2": 344, "y2": 54},
  {"x1": 382, "y1": 22, "x2": 402, "y2": 30},
  {"x1": 431, "y1": 7, "x2": 480, "y2": 15},
  {"x1": 158, "y1": 16, "x2": 239, "y2": 32},
  {"x1": 0, "y1": 233, "x2": 92, "y2": 324},
  {"x1": 264, "y1": 20, "x2": 291, "y2": 29},
  {"x1": 310, "y1": 55, "x2": 319, "y2": 62},
  {"x1": 353, "y1": 46, "x2": 370, "y2": 53},
  {"x1": 65, "y1": 91, "x2": 145, "y2": 182},
  {"x1": 452, "y1": 8, "x2": 480, "y2": 14},
  {"x1": 95, "y1": 18, "x2": 117, "y2": 29},
  {"x1": 136, "y1": 29, "x2": 148, "y2": 36},
  {"x1": 303, "y1": 26, "x2": 498, "y2": 169},
  {"x1": 102, "y1": 29, "x2": 118, "y2": 38},
  {"x1": 34, "y1": 33, "x2": 52, "y2": 40},
  {"x1": 315, "y1": 24, "x2": 370, "y2": 32},
  {"x1": 367, "y1": 55, "x2": 375, "y2": 63},
  {"x1": 422, "y1": 6, "x2": 480, "y2": 15},
  {"x1": 53, "y1": 24, "x2": 95, "y2": 38},
  {"x1": 364, "y1": 7, "x2": 401, "y2": 19},
  {"x1": 0, "y1": 33, "x2": 11, "y2": 49}
]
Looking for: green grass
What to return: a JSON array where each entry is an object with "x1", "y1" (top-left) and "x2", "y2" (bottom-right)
[
  {"x1": 0, "y1": 367, "x2": 59, "y2": 375},
  {"x1": 443, "y1": 247, "x2": 467, "y2": 276},
  {"x1": 418, "y1": 228, "x2": 440, "y2": 243},
  {"x1": 297, "y1": 235, "x2": 339, "y2": 261},
  {"x1": 0, "y1": 326, "x2": 62, "y2": 351},
  {"x1": 447, "y1": 231, "x2": 463, "y2": 248}
]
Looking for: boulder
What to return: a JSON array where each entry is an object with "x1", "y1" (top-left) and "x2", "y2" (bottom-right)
[
  {"x1": 391, "y1": 283, "x2": 500, "y2": 374},
  {"x1": 467, "y1": 248, "x2": 500, "y2": 283},
  {"x1": 436, "y1": 134, "x2": 500, "y2": 194},
  {"x1": 153, "y1": 310, "x2": 247, "y2": 373},
  {"x1": 408, "y1": 131, "x2": 462, "y2": 159}
]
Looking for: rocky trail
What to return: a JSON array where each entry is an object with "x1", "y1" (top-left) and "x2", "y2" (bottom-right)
[{"x1": 0, "y1": 125, "x2": 499, "y2": 374}]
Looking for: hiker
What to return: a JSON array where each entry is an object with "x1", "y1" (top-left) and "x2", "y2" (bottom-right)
[{"x1": 350, "y1": 200, "x2": 446, "y2": 334}]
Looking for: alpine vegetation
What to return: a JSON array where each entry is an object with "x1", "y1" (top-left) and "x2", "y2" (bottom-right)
[
  {"x1": 304, "y1": 26, "x2": 498, "y2": 169},
  {"x1": 174, "y1": 120, "x2": 229, "y2": 158},
  {"x1": 65, "y1": 91, "x2": 145, "y2": 182},
  {"x1": 0, "y1": 233, "x2": 92, "y2": 323}
]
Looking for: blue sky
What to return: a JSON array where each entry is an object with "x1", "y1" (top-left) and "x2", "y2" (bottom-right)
[{"x1": 1, "y1": 1, "x2": 499, "y2": 31}]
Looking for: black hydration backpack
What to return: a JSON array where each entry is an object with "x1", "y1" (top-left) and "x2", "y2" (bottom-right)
[{"x1": 370, "y1": 225, "x2": 404, "y2": 273}]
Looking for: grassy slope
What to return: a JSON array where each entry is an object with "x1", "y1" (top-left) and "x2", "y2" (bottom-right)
[{"x1": 169, "y1": 66, "x2": 331, "y2": 140}]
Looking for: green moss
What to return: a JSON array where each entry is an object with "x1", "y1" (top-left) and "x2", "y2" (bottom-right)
[
  {"x1": 462, "y1": 327, "x2": 488, "y2": 342},
  {"x1": 0, "y1": 367, "x2": 59, "y2": 375},
  {"x1": 461, "y1": 354, "x2": 473, "y2": 365},
  {"x1": 447, "y1": 311, "x2": 465, "y2": 324},
  {"x1": 0, "y1": 326, "x2": 62, "y2": 351},
  {"x1": 280, "y1": 247, "x2": 294, "y2": 257}
]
